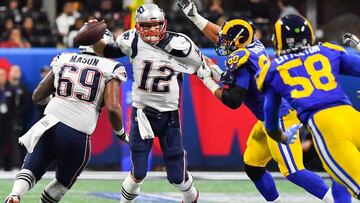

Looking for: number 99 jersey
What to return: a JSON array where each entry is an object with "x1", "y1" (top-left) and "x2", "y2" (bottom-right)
[
  {"x1": 257, "y1": 42, "x2": 351, "y2": 123},
  {"x1": 45, "y1": 52, "x2": 127, "y2": 135}
]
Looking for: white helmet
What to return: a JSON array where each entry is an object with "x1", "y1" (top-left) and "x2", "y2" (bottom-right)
[
  {"x1": 79, "y1": 29, "x2": 115, "y2": 54},
  {"x1": 135, "y1": 3, "x2": 167, "y2": 44}
]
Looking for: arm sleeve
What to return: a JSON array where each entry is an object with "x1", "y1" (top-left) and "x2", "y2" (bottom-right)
[
  {"x1": 234, "y1": 68, "x2": 250, "y2": 90},
  {"x1": 103, "y1": 43, "x2": 127, "y2": 58},
  {"x1": 220, "y1": 68, "x2": 250, "y2": 109},
  {"x1": 221, "y1": 86, "x2": 247, "y2": 109},
  {"x1": 340, "y1": 54, "x2": 360, "y2": 77},
  {"x1": 264, "y1": 86, "x2": 282, "y2": 132}
]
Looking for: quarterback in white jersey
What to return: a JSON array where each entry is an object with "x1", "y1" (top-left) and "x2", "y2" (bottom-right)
[
  {"x1": 3, "y1": 32, "x2": 128, "y2": 203},
  {"x1": 91, "y1": 3, "x2": 202, "y2": 203}
]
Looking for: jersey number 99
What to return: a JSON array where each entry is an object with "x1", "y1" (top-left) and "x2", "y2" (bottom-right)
[{"x1": 277, "y1": 53, "x2": 337, "y2": 99}]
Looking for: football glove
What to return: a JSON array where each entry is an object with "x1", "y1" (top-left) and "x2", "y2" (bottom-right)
[
  {"x1": 115, "y1": 128, "x2": 129, "y2": 143},
  {"x1": 283, "y1": 123, "x2": 302, "y2": 144},
  {"x1": 343, "y1": 33, "x2": 360, "y2": 51},
  {"x1": 197, "y1": 60, "x2": 220, "y2": 94},
  {"x1": 177, "y1": 0, "x2": 208, "y2": 30},
  {"x1": 197, "y1": 60, "x2": 212, "y2": 80}
]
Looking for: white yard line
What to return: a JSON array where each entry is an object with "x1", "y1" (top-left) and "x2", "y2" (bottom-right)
[{"x1": 0, "y1": 171, "x2": 330, "y2": 180}]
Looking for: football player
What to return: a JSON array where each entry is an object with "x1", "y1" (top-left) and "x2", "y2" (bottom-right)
[
  {"x1": 90, "y1": 3, "x2": 202, "y2": 203},
  {"x1": 3, "y1": 31, "x2": 128, "y2": 203},
  {"x1": 178, "y1": 1, "x2": 349, "y2": 202},
  {"x1": 258, "y1": 14, "x2": 360, "y2": 200}
]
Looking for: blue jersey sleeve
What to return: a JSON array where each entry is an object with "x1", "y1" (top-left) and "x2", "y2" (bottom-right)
[
  {"x1": 340, "y1": 53, "x2": 360, "y2": 77},
  {"x1": 264, "y1": 86, "x2": 282, "y2": 132},
  {"x1": 234, "y1": 68, "x2": 250, "y2": 90}
]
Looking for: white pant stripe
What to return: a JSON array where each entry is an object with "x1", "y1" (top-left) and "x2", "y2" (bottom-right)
[
  {"x1": 279, "y1": 144, "x2": 296, "y2": 173},
  {"x1": 308, "y1": 119, "x2": 359, "y2": 195},
  {"x1": 278, "y1": 120, "x2": 296, "y2": 174}
]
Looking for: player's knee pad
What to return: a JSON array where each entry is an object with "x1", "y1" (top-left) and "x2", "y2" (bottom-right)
[
  {"x1": 15, "y1": 169, "x2": 36, "y2": 190},
  {"x1": 121, "y1": 173, "x2": 143, "y2": 203},
  {"x1": 172, "y1": 173, "x2": 193, "y2": 192},
  {"x1": 40, "y1": 179, "x2": 68, "y2": 203},
  {"x1": 244, "y1": 164, "x2": 266, "y2": 181}
]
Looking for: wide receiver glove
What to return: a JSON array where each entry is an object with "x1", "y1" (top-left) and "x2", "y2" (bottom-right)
[
  {"x1": 343, "y1": 32, "x2": 360, "y2": 52},
  {"x1": 283, "y1": 123, "x2": 302, "y2": 144},
  {"x1": 177, "y1": 0, "x2": 208, "y2": 30},
  {"x1": 114, "y1": 128, "x2": 129, "y2": 144}
]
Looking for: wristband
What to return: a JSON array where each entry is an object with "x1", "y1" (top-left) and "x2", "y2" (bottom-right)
[
  {"x1": 192, "y1": 14, "x2": 209, "y2": 31},
  {"x1": 115, "y1": 127, "x2": 125, "y2": 135},
  {"x1": 202, "y1": 77, "x2": 220, "y2": 94}
]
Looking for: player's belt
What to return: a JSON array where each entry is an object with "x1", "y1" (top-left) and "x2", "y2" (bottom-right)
[{"x1": 143, "y1": 106, "x2": 164, "y2": 119}]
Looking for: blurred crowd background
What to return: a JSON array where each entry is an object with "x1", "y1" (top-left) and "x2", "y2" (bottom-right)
[
  {"x1": 0, "y1": 0, "x2": 359, "y2": 171},
  {"x1": 0, "y1": 0, "x2": 359, "y2": 48}
]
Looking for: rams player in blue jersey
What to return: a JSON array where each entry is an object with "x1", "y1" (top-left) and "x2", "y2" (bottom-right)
[
  {"x1": 257, "y1": 14, "x2": 360, "y2": 200},
  {"x1": 177, "y1": 1, "x2": 347, "y2": 202}
]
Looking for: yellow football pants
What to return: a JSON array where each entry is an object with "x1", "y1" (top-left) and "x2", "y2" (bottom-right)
[
  {"x1": 244, "y1": 110, "x2": 304, "y2": 176},
  {"x1": 307, "y1": 105, "x2": 360, "y2": 198}
]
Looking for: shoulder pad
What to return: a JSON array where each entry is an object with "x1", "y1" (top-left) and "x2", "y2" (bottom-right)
[
  {"x1": 51, "y1": 53, "x2": 61, "y2": 63},
  {"x1": 50, "y1": 53, "x2": 68, "y2": 66},
  {"x1": 159, "y1": 32, "x2": 192, "y2": 57},
  {"x1": 225, "y1": 48, "x2": 250, "y2": 71},
  {"x1": 109, "y1": 62, "x2": 127, "y2": 82},
  {"x1": 169, "y1": 34, "x2": 191, "y2": 51},
  {"x1": 116, "y1": 29, "x2": 136, "y2": 46},
  {"x1": 116, "y1": 29, "x2": 137, "y2": 57},
  {"x1": 322, "y1": 42, "x2": 347, "y2": 53}
]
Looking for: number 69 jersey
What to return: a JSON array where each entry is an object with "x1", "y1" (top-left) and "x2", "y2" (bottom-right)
[
  {"x1": 257, "y1": 42, "x2": 352, "y2": 123},
  {"x1": 45, "y1": 52, "x2": 127, "y2": 135},
  {"x1": 116, "y1": 29, "x2": 202, "y2": 112}
]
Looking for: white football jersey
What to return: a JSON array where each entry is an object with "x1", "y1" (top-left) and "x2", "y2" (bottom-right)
[
  {"x1": 116, "y1": 29, "x2": 202, "y2": 112},
  {"x1": 45, "y1": 52, "x2": 127, "y2": 134}
]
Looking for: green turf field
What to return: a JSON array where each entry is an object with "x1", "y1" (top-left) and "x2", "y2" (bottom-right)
[{"x1": 3, "y1": 178, "x2": 358, "y2": 203}]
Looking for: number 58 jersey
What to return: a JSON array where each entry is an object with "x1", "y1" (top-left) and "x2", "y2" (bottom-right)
[
  {"x1": 257, "y1": 43, "x2": 352, "y2": 123},
  {"x1": 45, "y1": 52, "x2": 127, "y2": 135}
]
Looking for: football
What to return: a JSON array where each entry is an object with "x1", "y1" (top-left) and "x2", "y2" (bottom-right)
[{"x1": 74, "y1": 21, "x2": 107, "y2": 46}]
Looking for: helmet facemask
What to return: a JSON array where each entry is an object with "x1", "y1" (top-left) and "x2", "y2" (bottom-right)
[{"x1": 135, "y1": 20, "x2": 167, "y2": 44}]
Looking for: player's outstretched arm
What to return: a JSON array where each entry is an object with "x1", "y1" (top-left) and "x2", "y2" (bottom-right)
[
  {"x1": 104, "y1": 79, "x2": 128, "y2": 143},
  {"x1": 32, "y1": 71, "x2": 55, "y2": 104},
  {"x1": 340, "y1": 53, "x2": 360, "y2": 77},
  {"x1": 197, "y1": 56, "x2": 247, "y2": 109},
  {"x1": 178, "y1": 0, "x2": 220, "y2": 44}
]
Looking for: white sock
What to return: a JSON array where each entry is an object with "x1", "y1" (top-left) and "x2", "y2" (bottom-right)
[
  {"x1": 172, "y1": 174, "x2": 198, "y2": 203},
  {"x1": 10, "y1": 169, "x2": 36, "y2": 197},
  {"x1": 322, "y1": 188, "x2": 334, "y2": 203},
  {"x1": 120, "y1": 173, "x2": 143, "y2": 203},
  {"x1": 40, "y1": 179, "x2": 68, "y2": 203},
  {"x1": 268, "y1": 196, "x2": 281, "y2": 202}
]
